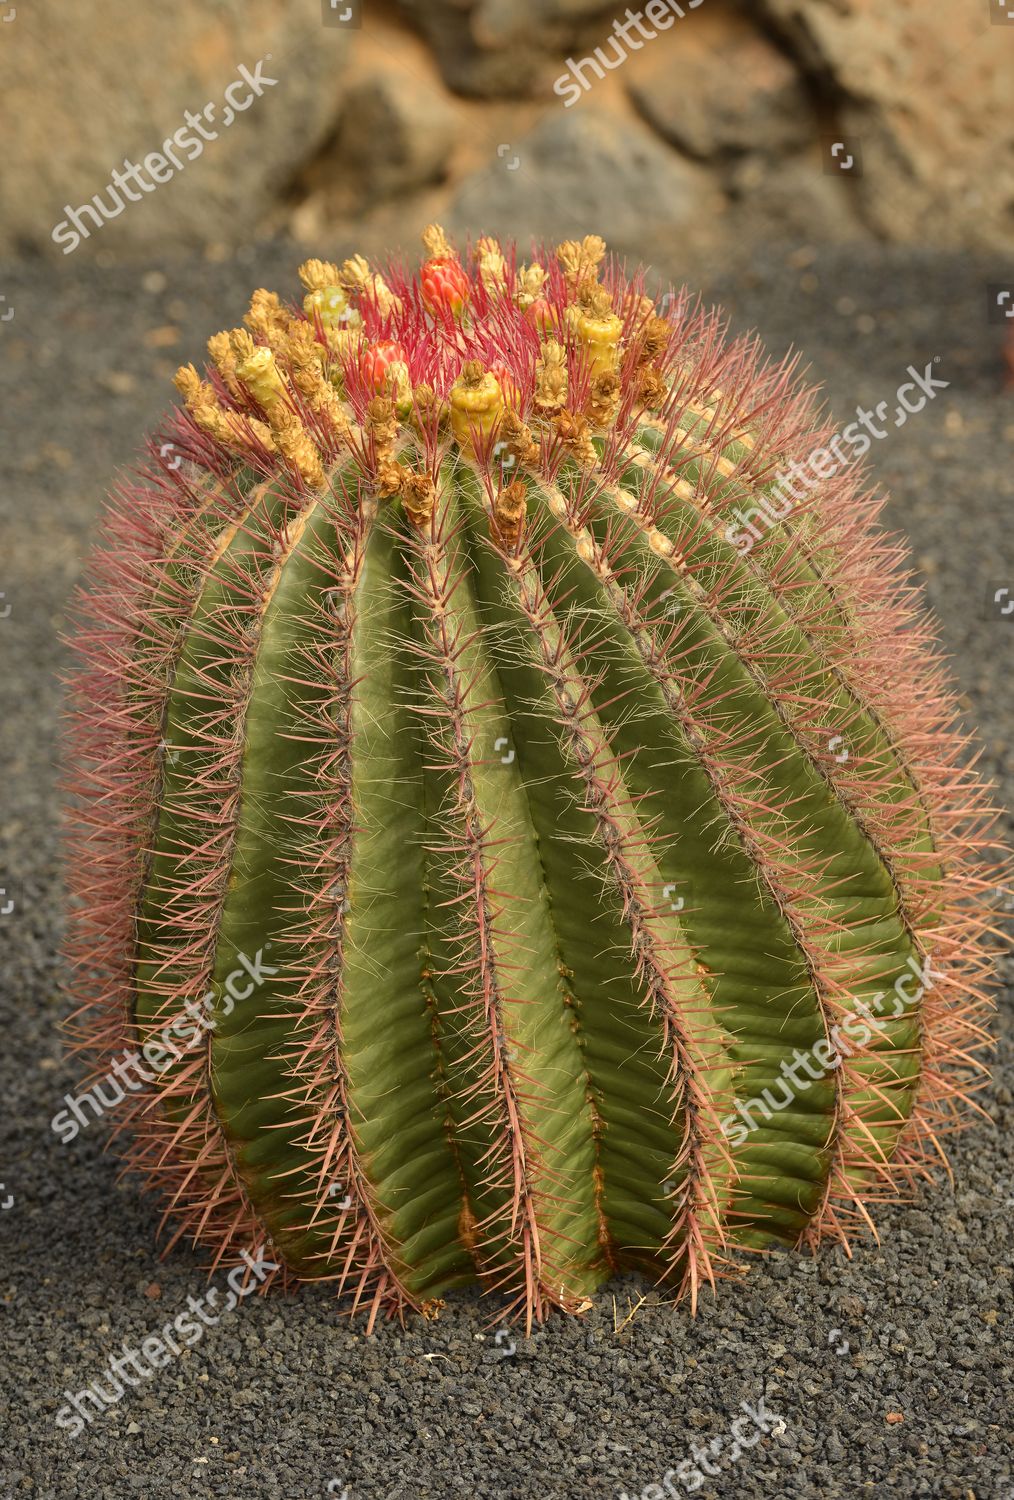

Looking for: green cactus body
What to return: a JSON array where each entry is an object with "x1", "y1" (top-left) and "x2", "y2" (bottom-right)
[{"x1": 65, "y1": 230, "x2": 1000, "y2": 1329}]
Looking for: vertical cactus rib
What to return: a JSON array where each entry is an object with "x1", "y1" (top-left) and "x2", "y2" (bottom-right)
[
  {"x1": 114, "y1": 468, "x2": 277, "y2": 1262},
  {"x1": 64, "y1": 473, "x2": 183, "y2": 1078},
  {"x1": 204, "y1": 486, "x2": 470, "y2": 1325},
  {"x1": 330, "y1": 509, "x2": 478, "y2": 1309},
  {"x1": 452, "y1": 487, "x2": 687, "y2": 1273},
  {"x1": 453, "y1": 466, "x2": 741, "y2": 1308},
  {"x1": 399, "y1": 469, "x2": 605, "y2": 1326},
  {"x1": 262, "y1": 500, "x2": 406, "y2": 1324},
  {"x1": 633, "y1": 376, "x2": 983, "y2": 916},
  {"x1": 130, "y1": 479, "x2": 310, "y2": 1274},
  {"x1": 64, "y1": 460, "x2": 247, "y2": 1081}
]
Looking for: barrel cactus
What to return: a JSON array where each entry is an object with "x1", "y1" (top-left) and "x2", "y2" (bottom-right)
[{"x1": 65, "y1": 226, "x2": 1001, "y2": 1331}]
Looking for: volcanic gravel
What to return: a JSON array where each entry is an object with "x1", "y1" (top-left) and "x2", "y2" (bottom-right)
[{"x1": 0, "y1": 238, "x2": 1011, "y2": 1500}]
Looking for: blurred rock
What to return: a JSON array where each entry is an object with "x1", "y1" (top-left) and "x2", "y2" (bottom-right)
[
  {"x1": 628, "y1": 15, "x2": 813, "y2": 160},
  {"x1": 443, "y1": 109, "x2": 717, "y2": 260},
  {"x1": 757, "y1": 0, "x2": 1013, "y2": 247},
  {"x1": 299, "y1": 71, "x2": 459, "y2": 213},
  {"x1": 395, "y1": 0, "x2": 614, "y2": 97},
  {"x1": 1, "y1": 0, "x2": 347, "y2": 257},
  {"x1": 726, "y1": 154, "x2": 863, "y2": 244},
  {"x1": 4, "y1": 0, "x2": 1006, "y2": 262}
]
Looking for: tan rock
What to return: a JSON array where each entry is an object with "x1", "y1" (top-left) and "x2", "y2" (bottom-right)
[
  {"x1": 395, "y1": 0, "x2": 614, "y2": 98},
  {"x1": 757, "y1": 0, "x2": 1013, "y2": 247},
  {"x1": 299, "y1": 70, "x2": 459, "y2": 213},
  {"x1": 443, "y1": 107, "x2": 719, "y2": 263},
  {"x1": 628, "y1": 11, "x2": 813, "y2": 160},
  {"x1": 2, "y1": 2, "x2": 348, "y2": 256}
]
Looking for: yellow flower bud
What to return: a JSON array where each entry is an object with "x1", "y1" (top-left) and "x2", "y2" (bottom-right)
[
  {"x1": 449, "y1": 363, "x2": 503, "y2": 453},
  {"x1": 570, "y1": 306, "x2": 623, "y2": 380},
  {"x1": 236, "y1": 345, "x2": 288, "y2": 413},
  {"x1": 303, "y1": 285, "x2": 359, "y2": 331}
]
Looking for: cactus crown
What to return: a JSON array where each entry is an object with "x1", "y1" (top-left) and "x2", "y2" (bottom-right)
[{"x1": 66, "y1": 225, "x2": 1001, "y2": 1331}]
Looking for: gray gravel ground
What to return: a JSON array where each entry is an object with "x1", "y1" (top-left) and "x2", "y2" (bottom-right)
[{"x1": 0, "y1": 238, "x2": 1012, "y2": 1500}]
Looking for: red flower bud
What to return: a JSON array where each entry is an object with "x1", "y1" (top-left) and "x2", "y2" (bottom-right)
[
  {"x1": 525, "y1": 296, "x2": 558, "y2": 336},
  {"x1": 421, "y1": 256, "x2": 471, "y2": 317},
  {"x1": 361, "y1": 339, "x2": 409, "y2": 395}
]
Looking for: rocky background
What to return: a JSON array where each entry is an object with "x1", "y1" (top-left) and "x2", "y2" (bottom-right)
[{"x1": 2, "y1": 0, "x2": 1011, "y2": 267}]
